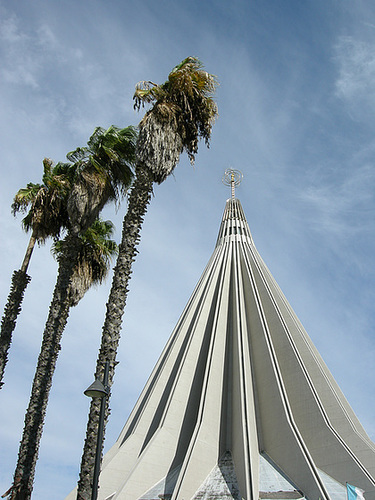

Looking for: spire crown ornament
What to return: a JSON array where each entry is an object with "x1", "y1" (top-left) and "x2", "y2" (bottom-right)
[{"x1": 222, "y1": 168, "x2": 243, "y2": 199}]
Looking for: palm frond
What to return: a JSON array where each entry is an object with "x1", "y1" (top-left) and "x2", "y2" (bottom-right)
[
  {"x1": 11, "y1": 184, "x2": 43, "y2": 215},
  {"x1": 66, "y1": 147, "x2": 89, "y2": 164},
  {"x1": 133, "y1": 81, "x2": 167, "y2": 111},
  {"x1": 52, "y1": 218, "x2": 118, "y2": 305}
]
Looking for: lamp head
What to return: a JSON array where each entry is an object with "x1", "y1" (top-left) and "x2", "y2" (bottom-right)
[{"x1": 84, "y1": 378, "x2": 109, "y2": 399}]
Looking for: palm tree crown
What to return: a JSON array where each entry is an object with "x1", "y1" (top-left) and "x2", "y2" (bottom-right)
[
  {"x1": 11, "y1": 158, "x2": 75, "y2": 243},
  {"x1": 133, "y1": 56, "x2": 218, "y2": 182},
  {"x1": 52, "y1": 219, "x2": 118, "y2": 306},
  {"x1": 67, "y1": 125, "x2": 137, "y2": 234}
]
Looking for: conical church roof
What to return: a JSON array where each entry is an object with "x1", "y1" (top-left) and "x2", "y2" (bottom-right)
[{"x1": 82, "y1": 187, "x2": 375, "y2": 500}]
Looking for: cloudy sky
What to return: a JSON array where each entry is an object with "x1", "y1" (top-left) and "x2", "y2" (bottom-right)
[{"x1": 0, "y1": 1, "x2": 374, "y2": 498}]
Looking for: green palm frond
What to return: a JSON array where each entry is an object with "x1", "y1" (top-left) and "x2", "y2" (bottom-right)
[
  {"x1": 67, "y1": 125, "x2": 136, "y2": 198},
  {"x1": 12, "y1": 184, "x2": 43, "y2": 215},
  {"x1": 52, "y1": 218, "x2": 118, "y2": 305},
  {"x1": 45, "y1": 161, "x2": 76, "y2": 190},
  {"x1": 11, "y1": 159, "x2": 75, "y2": 241}
]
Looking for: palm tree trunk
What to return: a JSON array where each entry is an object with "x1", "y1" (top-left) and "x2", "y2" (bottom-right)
[
  {"x1": 20, "y1": 231, "x2": 37, "y2": 273},
  {"x1": 0, "y1": 231, "x2": 36, "y2": 389},
  {"x1": 76, "y1": 166, "x2": 154, "y2": 500},
  {"x1": 0, "y1": 271, "x2": 31, "y2": 389},
  {"x1": 9, "y1": 235, "x2": 80, "y2": 500}
]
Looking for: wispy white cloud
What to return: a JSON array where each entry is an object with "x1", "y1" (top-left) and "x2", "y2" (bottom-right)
[
  {"x1": 299, "y1": 163, "x2": 375, "y2": 237},
  {"x1": 0, "y1": 9, "x2": 135, "y2": 143},
  {"x1": 0, "y1": 16, "x2": 40, "y2": 88},
  {"x1": 0, "y1": 15, "x2": 83, "y2": 89},
  {"x1": 334, "y1": 35, "x2": 375, "y2": 113}
]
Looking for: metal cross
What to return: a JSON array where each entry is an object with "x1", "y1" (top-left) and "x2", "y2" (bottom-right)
[{"x1": 222, "y1": 168, "x2": 243, "y2": 199}]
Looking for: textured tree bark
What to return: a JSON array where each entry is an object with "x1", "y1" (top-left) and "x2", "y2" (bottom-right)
[
  {"x1": 9, "y1": 236, "x2": 80, "y2": 500},
  {"x1": 67, "y1": 176, "x2": 108, "y2": 236},
  {"x1": 0, "y1": 230, "x2": 37, "y2": 389},
  {"x1": 76, "y1": 166, "x2": 154, "y2": 500},
  {"x1": 0, "y1": 270, "x2": 31, "y2": 389}
]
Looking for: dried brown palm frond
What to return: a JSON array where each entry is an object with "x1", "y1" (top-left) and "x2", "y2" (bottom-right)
[{"x1": 134, "y1": 56, "x2": 218, "y2": 183}]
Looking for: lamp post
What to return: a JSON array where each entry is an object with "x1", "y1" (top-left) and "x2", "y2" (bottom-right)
[{"x1": 84, "y1": 360, "x2": 109, "y2": 500}]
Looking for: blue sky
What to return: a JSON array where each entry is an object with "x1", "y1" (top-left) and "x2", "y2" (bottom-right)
[{"x1": 0, "y1": 1, "x2": 374, "y2": 498}]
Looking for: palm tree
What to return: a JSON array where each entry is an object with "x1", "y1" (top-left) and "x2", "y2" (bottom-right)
[
  {"x1": 0, "y1": 159, "x2": 75, "y2": 388},
  {"x1": 8, "y1": 219, "x2": 118, "y2": 500},
  {"x1": 77, "y1": 57, "x2": 218, "y2": 500},
  {"x1": 7, "y1": 126, "x2": 136, "y2": 500}
]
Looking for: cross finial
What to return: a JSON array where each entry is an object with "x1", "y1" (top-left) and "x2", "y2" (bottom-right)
[{"x1": 222, "y1": 168, "x2": 243, "y2": 199}]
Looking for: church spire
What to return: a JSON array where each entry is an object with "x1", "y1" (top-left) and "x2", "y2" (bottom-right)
[{"x1": 66, "y1": 173, "x2": 375, "y2": 500}]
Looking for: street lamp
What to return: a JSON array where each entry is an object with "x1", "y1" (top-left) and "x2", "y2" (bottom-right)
[{"x1": 84, "y1": 361, "x2": 109, "y2": 500}]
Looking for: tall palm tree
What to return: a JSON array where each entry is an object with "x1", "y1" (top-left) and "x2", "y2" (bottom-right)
[
  {"x1": 77, "y1": 57, "x2": 218, "y2": 500},
  {"x1": 8, "y1": 219, "x2": 118, "y2": 500},
  {"x1": 0, "y1": 159, "x2": 75, "y2": 388},
  {"x1": 7, "y1": 126, "x2": 136, "y2": 500}
]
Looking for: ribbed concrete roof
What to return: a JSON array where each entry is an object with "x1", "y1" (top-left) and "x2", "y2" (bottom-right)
[{"x1": 69, "y1": 197, "x2": 375, "y2": 500}]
